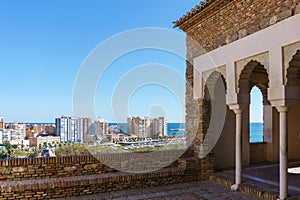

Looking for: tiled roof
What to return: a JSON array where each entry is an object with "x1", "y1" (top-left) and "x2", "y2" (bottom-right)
[{"x1": 173, "y1": 0, "x2": 215, "y2": 28}]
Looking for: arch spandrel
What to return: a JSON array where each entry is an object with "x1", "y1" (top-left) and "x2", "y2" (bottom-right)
[
  {"x1": 283, "y1": 41, "x2": 300, "y2": 86},
  {"x1": 234, "y1": 52, "x2": 269, "y2": 93},
  {"x1": 281, "y1": 44, "x2": 300, "y2": 106},
  {"x1": 201, "y1": 66, "x2": 227, "y2": 99}
]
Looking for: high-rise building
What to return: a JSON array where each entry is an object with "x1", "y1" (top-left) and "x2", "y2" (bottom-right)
[
  {"x1": 94, "y1": 118, "x2": 108, "y2": 139},
  {"x1": 127, "y1": 116, "x2": 166, "y2": 137},
  {"x1": 82, "y1": 118, "x2": 92, "y2": 142},
  {"x1": 152, "y1": 117, "x2": 167, "y2": 137},
  {"x1": 0, "y1": 116, "x2": 4, "y2": 129},
  {"x1": 55, "y1": 116, "x2": 89, "y2": 143}
]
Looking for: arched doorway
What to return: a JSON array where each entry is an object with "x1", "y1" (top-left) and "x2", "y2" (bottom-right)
[
  {"x1": 238, "y1": 60, "x2": 270, "y2": 165},
  {"x1": 202, "y1": 71, "x2": 236, "y2": 170},
  {"x1": 250, "y1": 86, "x2": 264, "y2": 143}
]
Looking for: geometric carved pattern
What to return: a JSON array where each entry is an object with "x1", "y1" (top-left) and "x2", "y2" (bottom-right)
[
  {"x1": 238, "y1": 60, "x2": 269, "y2": 93},
  {"x1": 286, "y1": 50, "x2": 300, "y2": 86},
  {"x1": 238, "y1": 60, "x2": 269, "y2": 104}
]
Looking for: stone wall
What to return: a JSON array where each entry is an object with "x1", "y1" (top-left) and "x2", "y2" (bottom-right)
[
  {"x1": 182, "y1": 0, "x2": 300, "y2": 52},
  {"x1": 181, "y1": 0, "x2": 300, "y2": 170},
  {"x1": 0, "y1": 149, "x2": 188, "y2": 182},
  {"x1": 0, "y1": 150, "x2": 205, "y2": 199},
  {"x1": 0, "y1": 168, "x2": 186, "y2": 199}
]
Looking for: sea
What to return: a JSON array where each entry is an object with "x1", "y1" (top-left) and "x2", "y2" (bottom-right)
[
  {"x1": 109, "y1": 122, "x2": 263, "y2": 141},
  {"x1": 29, "y1": 122, "x2": 263, "y2": 141},
  {"x1": 250, "y1": 122, "x2": 264, "y2": 143},
  {"x1": 108, "y1": 123, "x2": 185, "y2": 136}
]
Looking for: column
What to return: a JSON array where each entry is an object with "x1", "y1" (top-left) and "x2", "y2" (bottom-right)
[
  {"x1": 231, "y1": 109, "x2": 243, "y2": 191},
  {"x1": 277, "y1": 106, "x2": 289, "y2": 200}
]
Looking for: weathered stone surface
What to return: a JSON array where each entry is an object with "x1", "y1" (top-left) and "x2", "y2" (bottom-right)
[
  {"x1": 121, "y1": 160, "x2": 129, "y2": 169},
  {"x1": 84, "y1": 163, "x2": 98, "y2": 170},
  {"x1": 64, "y1": 166, "x2": 76, "y2": 172},
  {"x1": 277, "y1": 9, "x2": 292, "y2": 21},
  {"x1": 231, "y1": 34, "x2": 238, "y2": 42},
  {"x1": 269, "y1": 16, "x2": 278, "y2": 25},
  {"x1": 215, "y1": 37, "x2": 226, "y2": 47},
  {"x1": 260, "y1": 17, "x2": 271, "y2": 29},
  {"x1": 295, "y1": 3, "x2": 300, "y2": 14},
  {"x1": 247, "y1": 24, "x2": 260, "y2": 35},
  {"x1": 12, "y1": 167, "x2": 26, "y2": 173},
  {"x1": 2, "y1": 167, "x2": 10, "y2": 175},
  {"x1": 226, "y1": 35, "x2": 232, "y2": 44},
  {"x1": 238, "y1": 29, "x2": 247, "y2": 39}
]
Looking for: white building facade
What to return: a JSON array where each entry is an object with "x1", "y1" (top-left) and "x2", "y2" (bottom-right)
[{"x1": 56, "y1": 116, "x2": 84, "y2": 143}]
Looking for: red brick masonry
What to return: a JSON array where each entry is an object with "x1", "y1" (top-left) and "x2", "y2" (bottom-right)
[{"x1": 0, "y1": 150, "x2": 204, "y2": 199}]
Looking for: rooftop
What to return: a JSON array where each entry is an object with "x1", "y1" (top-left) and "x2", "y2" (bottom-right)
[{"x1": 173, "y1": 0, "x2": 215, "y2": 28}]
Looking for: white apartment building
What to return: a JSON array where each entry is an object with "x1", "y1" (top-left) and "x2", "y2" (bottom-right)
[
  {"x1": 56, "y1": 116, "x2": 91, "y2": 143},
  {"x1": 0, "y1": 129, "x2": 28, "y2": 145}
]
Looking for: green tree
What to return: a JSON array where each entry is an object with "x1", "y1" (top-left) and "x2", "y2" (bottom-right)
[{"x1": 4, "y1": 142, "x2": 12, "y2": 158}]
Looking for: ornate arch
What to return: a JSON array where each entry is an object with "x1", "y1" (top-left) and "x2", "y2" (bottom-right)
[
  {"x1": 204, "y1": 70, "x2": 227, "y2": 100},
  {"x1": 286, "y1": 50, "x2": 300, "y2": 87},
  {"x1": 238, "y1": 60, "x2": 269, "y2": 97}
]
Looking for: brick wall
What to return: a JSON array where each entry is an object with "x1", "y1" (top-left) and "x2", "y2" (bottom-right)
[
  {"x1": 0, "y1": 149, "x2": 188, "y2": 182},
  {"x1": 182, "y1": 0, "x2": 300, "y2": 52},
  {"x1": 0, "y1": 150, "x2": 205, "y2": 199}
]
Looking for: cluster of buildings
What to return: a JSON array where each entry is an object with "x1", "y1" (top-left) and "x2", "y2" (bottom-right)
[
  {"x1": 127, "y1": 117, "x2": 166, "y2": 138},
  {"x1": 0, "y1": 116, "x2": 58, "y2": 147},
  {"x1": 0, "y1": 115, "x2": 167, "y2": 148},
  {"x1": 56, "y1": 116, "x2": 167, "y2": 143},
  {"x1": 55, "y1": 116, "x2": 115, "y2": 142}
]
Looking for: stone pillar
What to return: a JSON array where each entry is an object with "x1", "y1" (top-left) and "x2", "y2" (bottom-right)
[
  {"x1": 231, "y1": 108, "x2": 243, "y2": 191},
  {"x1": 276, "y1": 106, "x2": 289, "y2": 200}
]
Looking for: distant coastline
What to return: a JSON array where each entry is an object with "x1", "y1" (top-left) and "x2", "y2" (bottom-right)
[{"x1": 11, "y1": 122, "x2": 263, "y2": 140}]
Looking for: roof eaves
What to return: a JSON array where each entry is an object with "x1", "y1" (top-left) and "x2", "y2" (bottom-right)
[{"x1": 173, "y1": 0, "x2": 214, "y2": 28}]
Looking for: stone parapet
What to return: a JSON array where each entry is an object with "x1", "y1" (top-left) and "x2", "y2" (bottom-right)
[
  {"x1": 0, "y1": 149, "x2": 188, "y2": 182},
  {"x1": 0, "y1": 168, "x2": 185, "y2": 199}
]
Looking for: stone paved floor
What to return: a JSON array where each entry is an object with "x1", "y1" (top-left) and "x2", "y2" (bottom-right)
[
  {"x1": 59, "y1": 181, "x2": 261, "y2": 200},
  {"x1": 243, "y1": 162, "x2": 300, "y2": 188}
]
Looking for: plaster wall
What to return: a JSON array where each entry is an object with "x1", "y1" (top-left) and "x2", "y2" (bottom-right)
[
  {"x1": 214, "y1": 108, "x2": 235, "y2": 170},
  {"x1": 193, "y1": 14, "x2": 300, "y2": 103},
  {"x1": 287, "y1": 80, "x2": 300, "y2": 160}
]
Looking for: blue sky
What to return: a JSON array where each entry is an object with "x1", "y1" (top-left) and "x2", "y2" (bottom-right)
[
  {"x1": 0, "y1": 0, "x2": 263, "y2": 123},
  {"x1": 0, "y1": 0, "x2": 201, "y2": 123},
  {"x1": 250, "y1": 86, "x2": 263, "y2": 123}
]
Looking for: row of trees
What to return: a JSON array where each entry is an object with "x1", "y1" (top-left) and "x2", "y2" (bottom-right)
[{"x1": 0, "y1": 142, "x2": 39, "y2": 158}]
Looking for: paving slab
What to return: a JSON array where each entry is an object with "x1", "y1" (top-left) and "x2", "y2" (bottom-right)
[{"x1": 57, "y1": 181, "x2": 261, "y2": 200}]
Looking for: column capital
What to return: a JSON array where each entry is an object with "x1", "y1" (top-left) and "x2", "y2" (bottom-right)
[
  {"x1": 227, "y1": 103, "x2": 247, "y2": 114},
  {"x1": 276, "y1": 106, "x2": 289, "y2": 113},
  {"x1": 233, "y1": 109, "x2": 243, "y2": 114}
]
